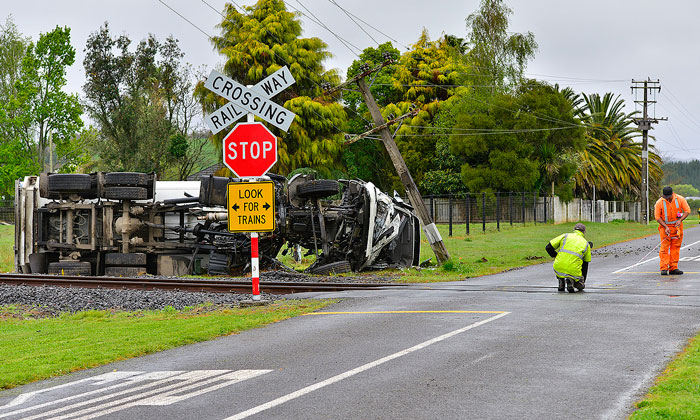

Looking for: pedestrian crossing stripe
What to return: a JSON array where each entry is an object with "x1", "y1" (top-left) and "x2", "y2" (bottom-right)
[{"x1": 0, "y1": 370, "x2": 271, "y2": 419}]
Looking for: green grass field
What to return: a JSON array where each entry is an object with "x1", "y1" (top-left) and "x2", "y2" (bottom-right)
[{"x1": 0, "y1": 300, "x2": 335, "y2": 390}]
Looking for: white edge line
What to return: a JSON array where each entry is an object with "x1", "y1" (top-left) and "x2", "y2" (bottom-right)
[
  {"x1": 223, "y1": 312, "x2": 510, "y2": 420},
  {"x1": 612, "y1": 238, "x2": 700, "y2": 274}
]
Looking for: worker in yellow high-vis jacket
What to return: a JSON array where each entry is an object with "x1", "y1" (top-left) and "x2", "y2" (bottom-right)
[{"x1": 545, "y1": 223, "x2": 592, "y2": 293}]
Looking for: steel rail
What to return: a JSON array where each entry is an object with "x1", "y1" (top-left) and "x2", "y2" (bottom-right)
[{"x1": 0, "y1": 273, "x2": 403, "y2": 294}]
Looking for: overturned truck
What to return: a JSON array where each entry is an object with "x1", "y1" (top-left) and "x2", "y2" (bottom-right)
[{"x1": 14, "y1": 172, "x2": 421, "y2": 277}]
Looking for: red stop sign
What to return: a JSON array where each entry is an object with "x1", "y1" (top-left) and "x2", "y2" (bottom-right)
[{"x1": 222, "y1": 122, "x2": 278, "y2": 177}]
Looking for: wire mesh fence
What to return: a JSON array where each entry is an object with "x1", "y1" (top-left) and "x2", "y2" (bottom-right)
[{"x1": 0, "y1": 200, "x2": 13, "y2": 224}]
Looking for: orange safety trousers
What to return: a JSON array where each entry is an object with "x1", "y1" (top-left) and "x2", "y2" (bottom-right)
[{"x1": 659, "y1": 225, "x2": 683, "y2": 271}]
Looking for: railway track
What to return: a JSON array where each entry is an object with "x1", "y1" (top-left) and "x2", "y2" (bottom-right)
[{"x1": 0, "y1": 273, "x2": 405, "y2": 295}]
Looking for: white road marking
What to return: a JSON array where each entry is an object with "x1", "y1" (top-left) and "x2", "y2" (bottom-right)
[
  {"x1": 0, "y1": 371, "x2": 177, "y2": 419},
  {"x1": 70, "y1": 370, "x2": 271, "y2": 420},
  {"x1": 612, "y1": 238, "x2": 700, "y2": 274},
  {"x1": 223, "y1": 312, "x2": 510, "y2": 420},
  {"x1": 15, "y1": 371, "x2": 193, "y2": 420},
  {"x1": 0, "y1": 371, "x2": 143, "y2": 410}
]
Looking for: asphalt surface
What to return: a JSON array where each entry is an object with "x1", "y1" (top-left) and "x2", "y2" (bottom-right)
[{"x1": 3, "y1": 226, "x2": 700, "y2": 419}]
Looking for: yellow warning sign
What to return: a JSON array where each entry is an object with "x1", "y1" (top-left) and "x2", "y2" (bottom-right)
[{"x1": 227, "y1": 181, "x2": 275, "y2": 232}]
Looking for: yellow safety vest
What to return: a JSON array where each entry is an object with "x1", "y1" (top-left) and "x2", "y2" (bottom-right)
[{"x1": 550, "y1": 230, "x2": 591, "y2": 280}]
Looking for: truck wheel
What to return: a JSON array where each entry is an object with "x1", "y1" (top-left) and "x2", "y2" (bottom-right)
[
  {"x1": 48, "y1": 261, "x2": 92, "y2": 276},
  {"x1": 104, "y1": 172, "x2": 149, "y2": 187},
  {"x1": 104, "y1": 252, "x2": 147, "y2": 266},
  {"x1": 307, "y1": 260, "x2": 352, "y2": 276},
  {"x1": 48, "y1": 174, "x2": 92, "y2": 193},
  {"x1": 296, "y1": 180, "x2": 339, "y2": 199},
  {"x1": 104, "y1": 187, "x2": 148, "y2": 200},
  {"x1": 105, "y1": 266, "x2": 147, "y2": 277}
]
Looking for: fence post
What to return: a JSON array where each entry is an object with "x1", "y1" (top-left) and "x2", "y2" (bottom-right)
[
  {"x1": 509, "y1": 192, "x2": 513, "y2": 226},
  {"x1": 496, "y1": 193, "x2": 500, "y2": 232},
  {"x1": 429, "y1": 196, "x2": 434, "y2": 220},
  {"x1": 482, "y1": 192, "x2": 486, "y2": 233},
  {"x1": 448, "y1": 194, "x2": 453, "y2": 237},
  {"x1": 534, "y1": 192, "x2": 537, "y2": 226},
  {"x1": 521, "y1": 193, "x2": 525, "y2": 225},
  {"x1": 544, "y1": 195, "x2": 547, "y2": 223},
  {"x1": 466, "y1": 194, "x2": 470, "y2": 235}
]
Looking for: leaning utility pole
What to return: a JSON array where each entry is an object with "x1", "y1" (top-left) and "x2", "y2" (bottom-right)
[
  {"x1": 324, "y1": 58, "x2": 451, "y2": 264},
  {"x1": 631, "y1": 78, "x2": 667, "y2": 224}
]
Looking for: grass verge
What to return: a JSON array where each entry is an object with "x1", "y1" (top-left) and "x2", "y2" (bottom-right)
[
  {"x1": 0, "y1": 299, "x2": 336, "y2": 390},
  {"x1": 0, "y1": 224, "x2": 13, "y2": 273},
  {"x1": 399, "y1": 221, "x2": 661, "y2": 282},
  {"x1": 630, "y1": 335, "x2": 700, "y2": 419}
]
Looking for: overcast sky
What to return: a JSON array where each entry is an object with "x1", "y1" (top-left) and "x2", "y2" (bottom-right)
[{"x1": 5, "y1": 0, "x2": 700, "y2": 161}]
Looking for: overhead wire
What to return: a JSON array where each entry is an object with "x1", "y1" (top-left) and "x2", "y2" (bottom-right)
[
  {"x1": 291, "y1": 0, "x2": 363, "y2": 57},
  {"x1": 327, "y1": 0, "x2": 410, "y2": 50},
  {"x1": 158, "y1": 0, "x2": 215, "y2": 39},
  {"x1": 328, "y1": 0, "x2": 379, "y2": 46}
]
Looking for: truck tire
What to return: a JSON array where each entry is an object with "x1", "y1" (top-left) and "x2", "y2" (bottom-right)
[
  {"x1": 307, "y1": 260, "x2": 352, "y2": 276},
  {"x1": 104, "y1": 252, "x2": 147, "y2": 267},
  {"x1": 48, "y1": 261, "x2": 92, "y2": 276},
  {"x1": 105, "y1": 266, "x2": 147, "y2": 277},
  {"x1": 104, "y1": 172, "x2": 149, "y2": 187},
  {"x1": 296, "y1": 180, "x2": 339, "y2": 199},
  {"x1": 47, "y1": 174, "x2": 92, "y2": 193},
  {"x1": 104, "y1": 187, "x2": 148, "y2": 200}
]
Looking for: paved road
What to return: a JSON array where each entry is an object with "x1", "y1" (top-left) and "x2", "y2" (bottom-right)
[{"x1": 3, "y1": 226, "x2": 700, "y2": 419}]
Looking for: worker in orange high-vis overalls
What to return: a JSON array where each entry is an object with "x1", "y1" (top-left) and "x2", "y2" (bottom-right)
[{"x1": 654, "y1": 186, "x2": 690, "y2": 275}]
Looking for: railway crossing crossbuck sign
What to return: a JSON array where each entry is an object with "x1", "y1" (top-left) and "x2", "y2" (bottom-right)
[{"x1": 204, "y1": 68, "x2": 297, "y2": 132}]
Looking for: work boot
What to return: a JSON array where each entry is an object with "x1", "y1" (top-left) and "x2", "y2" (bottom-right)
[
  {"x1": 660, "y1": 270, "x2": 669, "y2": 275},
  {"x1": 558, "y1": 277, "x2": 565, "y2": 292},
  {"x1": 574, "y1": 281, "x2": 585, "y2": 291},
  {"x1": 566, "y1": 278, "x2": 575, "y2": 293},
  {"x1": 669, "y1": 269, "x2": 684, "y2": 275}
]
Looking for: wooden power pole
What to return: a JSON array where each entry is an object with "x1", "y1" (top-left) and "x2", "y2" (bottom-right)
[
  {"x1": 631, "y1": 78, "x2": 667, "y2": 224},
  {"x1": 325, "y1": 60, "x2": 450, "y2": 264}
]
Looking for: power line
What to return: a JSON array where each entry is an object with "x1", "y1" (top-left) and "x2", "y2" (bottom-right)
[
  {"x1": 328, "y1": 0, "x2": 379, "y2": 46},
  {"x1": 401, "y1": 126, "x2": 580, "y2": 136},
  {"x1": 327, "y1": 0, "x2": 410, "y2": 50},
  {"x1": 291, "y1": 0, "x2": 363, "y2": 57},
  {"x1": 157, "y1": 0, "x2": 214, "y2": 39}
]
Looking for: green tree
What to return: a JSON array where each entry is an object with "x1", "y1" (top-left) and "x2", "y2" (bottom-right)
[
  {"x1": 465, "y1": 0, "x2": 537, "y2": 94},
  {"x1": 0, "y1": 16, "x2": 29, "y2": 105},
  {"x1": 344, "y1": 30, "x2": 469, "y2": 192},
  {"x1": 669, "y1": 184, "x2": 699, "y2": 198},
  {"x1": 662, "y1": 160, "x2": 700, "y2": 188},
  {"x1": 83, "y1": 24, "x2": 205, "y2": 178},
  {"x1": 0, "y1": 17, "x2": 38, "y2": 197},
  {"x1": 196, "y1": 0, "x2": 345, "y2": 177},
  {"x1": 15, "y1": 25, "x2": 83, "y2": 171},
  {"x1": 450, "y1": 80, "x2": 584, "y2": 193}
]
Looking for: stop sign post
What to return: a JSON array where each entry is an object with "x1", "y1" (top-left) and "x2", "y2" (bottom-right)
[
  {"x1": 222, "y1": 122, "x2": 278, "y2": 178},
  {"x1": 222, "y1": 121, "x2": 279, "y2": 302}
]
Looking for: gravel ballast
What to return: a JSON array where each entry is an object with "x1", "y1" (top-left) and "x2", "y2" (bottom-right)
[{"x1": 0, "y1": 284, "x2": 282, "y2": 316}]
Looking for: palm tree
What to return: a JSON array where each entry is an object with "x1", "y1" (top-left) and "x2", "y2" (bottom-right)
[{"x1": 573, "y1": 93, "x2": 661, "y2": 199}]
